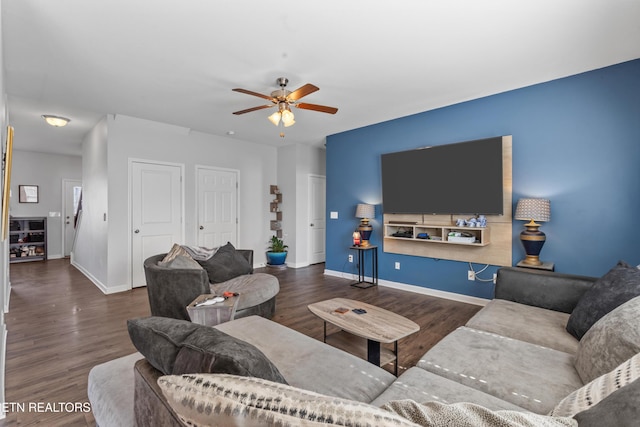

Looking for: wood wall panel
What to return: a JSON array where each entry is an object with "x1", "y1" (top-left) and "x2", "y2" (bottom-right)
[{"x1": 383, "y1": 136, "x2": 512, "y2": 266}]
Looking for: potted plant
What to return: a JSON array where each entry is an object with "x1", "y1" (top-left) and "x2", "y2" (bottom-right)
[{"x1": 266, "y1": 235, "x2": 288, "y2": 266}]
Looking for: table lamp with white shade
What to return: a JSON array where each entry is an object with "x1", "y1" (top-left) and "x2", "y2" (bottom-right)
[
  {"x1": 355, "y1": 204, "x2": 375, "y2": 247},
  {"x1": 514, "y1": 198, "x2": 551, "y2": 266}
]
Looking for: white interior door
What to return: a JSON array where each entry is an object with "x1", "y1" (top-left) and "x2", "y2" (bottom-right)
[
  {"x1": 131, "y1": 161, "x2": 183, "y2": 287},
  {"x1": 62, "y1": 179, "x2": 82, "y2": 257},
  {"x1": 196, "y1": 167, "x2": 238, "y2": 248},
  {"x1": 308, "y1": 175, "x2": 326, "y2": 264}
]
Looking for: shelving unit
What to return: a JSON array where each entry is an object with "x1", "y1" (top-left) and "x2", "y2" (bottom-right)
[
  {"x1": 384, "y1": 223, "x2": 490, "y2": 246},
  {"x1": 269, "y1": 185, "x2": 282, "y2": 238},
  {"x1": 9, "y1": 217, "x2": 47, "y2": 263}
]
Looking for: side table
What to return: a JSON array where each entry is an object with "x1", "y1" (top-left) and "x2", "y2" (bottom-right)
[
  {"x1": 349, "y1": 245, "x2": 378, "y2": 289},
  {"x1": 516, "y1": 260, "x2": 555, "y2": 271},
  {"x1": 186, "y1": 294, "x2": 239, "y2": 326}
]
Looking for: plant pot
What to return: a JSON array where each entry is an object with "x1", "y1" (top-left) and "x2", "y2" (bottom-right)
[{"x1": 266, "y1": 251, "x2": 287, "y2": 266}]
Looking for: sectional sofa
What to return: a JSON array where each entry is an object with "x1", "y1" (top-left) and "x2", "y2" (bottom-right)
[{"x1": 88, "y1": 264, "x2": 640, "y2": 426}]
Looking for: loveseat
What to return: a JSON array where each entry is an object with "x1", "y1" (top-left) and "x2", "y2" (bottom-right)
[{"x1": 88, "y1": 264, "x2": 640, "y2": 426}]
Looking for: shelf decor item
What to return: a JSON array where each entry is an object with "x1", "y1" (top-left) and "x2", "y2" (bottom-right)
[
  {"x1": 514, "y1": 198, "x2": 551, "y2": 266},
  {"x1": 355, "y1": 204, "x2": 375, "y2": 247},
  {"x1": 352, "y1": 231, "x2": 361, "y2": 246}
]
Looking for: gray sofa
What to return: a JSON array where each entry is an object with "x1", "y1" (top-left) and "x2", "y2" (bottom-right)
[{"x1": 88, "y1": 266, "x2": 640, "y2": 426}]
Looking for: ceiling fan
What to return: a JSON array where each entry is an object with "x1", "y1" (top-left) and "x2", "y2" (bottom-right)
[{"x1": 232, "y1": 77, "x2": 338, "y2": 137}]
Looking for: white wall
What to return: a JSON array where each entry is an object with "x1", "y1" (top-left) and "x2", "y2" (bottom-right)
[
  {"x1": 72, "y1": 118, "x2": 109, "y2": 289},
  {"x1": 77, "y1": 115, "x2": 278, "y2": 292},
  {"x1": 9, "y1": 151, "x2": 82, "y2": 259},
  {"x1": 277, "y1": 144, "x2": 326, "y2": 267}
]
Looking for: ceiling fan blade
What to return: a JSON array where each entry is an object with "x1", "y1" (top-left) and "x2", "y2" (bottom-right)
[
  {"x1": 287, "y1": 84, "x2": 319, "y2": 101},
  {"x1": 232, "y1": 88, "x2": 276, "y2": 102},
  {"x1": 295, "y1": 103, "x2": 339, "y2": 114},
  {"x1": 232, "y1": 105, "x2": 274, "y2": 115}
]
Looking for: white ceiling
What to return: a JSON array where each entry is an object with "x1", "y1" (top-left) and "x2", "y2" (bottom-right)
[{"x1": 3, "y1": 1, "x2": 640, "y2": 156}]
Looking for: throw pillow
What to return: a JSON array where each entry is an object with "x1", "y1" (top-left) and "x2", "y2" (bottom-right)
[
  {"x1": 572, "y1": 378, "x2": 640, "y2": 427},
  {"x1": 573, "y1": 296, "x2": 640, "y2": 383},
  {"x1": 159, "y1": 243, "x2": 190, "y2": 264},
  {"x1": 163, "y1": 254, "x2": 202, "y2": 270},
  {"x1": 566, "y1": 260, "x2": 640, "y2": 340},
  {"x1": 127, "y1": 316, "x2": 201, "y2": 374},
  {"x1": 158, "y1": 243, "x2": 202, "y2": 270},
  {"x1": 382, "y1": 400, "x2": 576, "y2": 427},
  {"x1": 173, "y1": 327, "x2": 287, "y2": 384},
  {"x1": 198, "y1": 242, "x2": 252, "y2": 283},
  {"x1": 550, "y1": 352, "x2": 639, "y2": 418},
  {"x1": 127, "y1": 316, "x2": 287, "y2": 384},
  {"x1": 158, "y1": 373, "x2": 420, "y2": 427}
]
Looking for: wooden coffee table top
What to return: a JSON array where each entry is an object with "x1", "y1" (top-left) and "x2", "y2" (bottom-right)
[{"x1": 307, "y1": 298, "x2": 419, "y2": 343}]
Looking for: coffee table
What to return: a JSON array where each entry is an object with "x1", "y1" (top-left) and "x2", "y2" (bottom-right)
[{"x1": 307, "y1": 298, "x2": 419, "y2": 375}]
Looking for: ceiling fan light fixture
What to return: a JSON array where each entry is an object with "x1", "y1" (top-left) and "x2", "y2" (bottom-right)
[
  {"x1": 281, "y1": 109, "x2": 295, "y2": 127},
  {"x1": 268, "y1": 111, "x2": 281, "y2": 126},
  {"x1": 42, "y1": 115, "x2": 70, "y2": 127}
]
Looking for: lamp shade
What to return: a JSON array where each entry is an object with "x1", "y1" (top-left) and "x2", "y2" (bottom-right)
[
  {"x1": 514, "y1": 198, "x2": 550, "y2": 222},
  {"x1": 355, "y1": 204, "x2": 375, "y2": 219}
]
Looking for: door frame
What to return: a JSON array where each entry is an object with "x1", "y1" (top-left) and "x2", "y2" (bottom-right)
[
  {"x1": 61, "y1": 178, "x2": 82, "y2": 257},
  {"x1": 307, "y1": 174, "x2": 326, "y2": 265},
  {"x1": 195, "y1": 165, "x2": 241, "y2": 247},
  {"x1": 129, "y1": 158, "x2": 185, "y2": 288}
]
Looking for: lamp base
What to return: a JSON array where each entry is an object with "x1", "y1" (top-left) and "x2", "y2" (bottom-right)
[
  {"x1": 521, "y1": 255, "x2": 543, "y2": 266},
  {"x1": 358, "y1": 223, "x2": 372, "y2": 248}
]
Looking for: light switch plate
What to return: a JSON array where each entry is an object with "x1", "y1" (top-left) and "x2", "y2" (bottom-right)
[{"x1": 330, "y1": 211, "x2": 338, "y2": 219}]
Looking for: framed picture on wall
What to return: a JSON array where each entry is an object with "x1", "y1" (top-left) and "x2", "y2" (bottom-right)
[{"x1": 19, "y1": 185, "x2": 39, "y2": 203}]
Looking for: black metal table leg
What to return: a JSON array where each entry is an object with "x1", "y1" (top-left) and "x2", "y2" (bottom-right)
[{"x1": 367, "y1": 339, "x2": 381, "y2": 366}]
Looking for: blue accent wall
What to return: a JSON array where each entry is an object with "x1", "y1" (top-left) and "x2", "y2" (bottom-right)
[{"x1": 326, "y1": 59, "x2": 640, "y2": 299}]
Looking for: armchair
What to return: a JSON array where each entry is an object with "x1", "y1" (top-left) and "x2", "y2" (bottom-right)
[{"x1": 143, "y1": 249, "x2": 278, "y2": 321}]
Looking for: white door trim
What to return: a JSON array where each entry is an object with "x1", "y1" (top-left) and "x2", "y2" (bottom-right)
[
  {"x1": 307, "y1": 174, "x2": 326, "y2": 265},
  {"x1": 128, "y1": 158, "x2": 185, "y2": 288},
  {"x1": 61, "y1": 178, "x2": 82, "y2": 257},
  {"x1": 195, "y1": 165, "x2": 240, "y2": 247}
]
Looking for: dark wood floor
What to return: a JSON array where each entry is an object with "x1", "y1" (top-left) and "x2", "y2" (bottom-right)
[{"x1": 1, "y1": 259, "x2": 481, "y2": 426}]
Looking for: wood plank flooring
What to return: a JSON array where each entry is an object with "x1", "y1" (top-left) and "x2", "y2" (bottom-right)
[{"x1": 1, "y1": 259, "x2": 481, "y2": 426}]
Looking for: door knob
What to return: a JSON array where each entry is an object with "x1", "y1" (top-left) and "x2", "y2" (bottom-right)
[
  {"x1": 199, "y1": 226, "x2": 204, "y2": 230},
  {"x1": 134, "y1": 229, "x2": 140, "y2": 234},
  {"x1": 310, "y1": 223, "x2": 315, "y2": 227}
]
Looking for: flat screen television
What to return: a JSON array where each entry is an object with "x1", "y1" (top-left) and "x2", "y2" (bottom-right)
[{"x1": 381, "y1": 137, "x2": 504, "y2": 215}]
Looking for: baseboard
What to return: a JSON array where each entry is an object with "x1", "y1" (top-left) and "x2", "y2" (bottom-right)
[
  {"x1": 323, "y1": 269, "x2": 489, "y2": 306},
  {"x1": 47, "y1": 254, "x2": 64, "y2": 260},
  {"x1": 70, "y1": 259, "x2": 130, "y2": 295},
  {"x1": 256, "y1": 262, "x2": 308, "y2": 269}
]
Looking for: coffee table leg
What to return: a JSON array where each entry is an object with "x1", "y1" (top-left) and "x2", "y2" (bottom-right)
[
  {"x1": 323, "y1": 321, "x2": 327, "y2": 343},
  {"x1": 394, "y1": 341, "x2": 398, "y2": 376},
  {"x1": 367, "y1": 340, "x2": 380, "y2": 366}
]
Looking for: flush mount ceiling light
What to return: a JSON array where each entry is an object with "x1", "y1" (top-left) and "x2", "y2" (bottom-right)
[
  {"x1": 232, "y1": 77, "x2": 338, "y2": 138},
  {"x1": 42, "y1": 115, "x2": 70, "y2": 127}
]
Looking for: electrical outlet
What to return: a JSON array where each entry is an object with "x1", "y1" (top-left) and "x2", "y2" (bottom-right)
[
  {"x1": 468, "y1": 270, "x2": 475, "y2": 281},
  {"x1": 395, "y1": 262, "x2": 400, "y2": 270},
  {"x1": 348, "y1": 255, "x2": 353, "y2": 263},
  {"x1": 493, "y1": 273, "x2": 497, "y2": 284}
]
